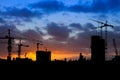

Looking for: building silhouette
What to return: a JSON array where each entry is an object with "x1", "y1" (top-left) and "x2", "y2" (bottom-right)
[
  {"x1": 78, "y1": 53, "x2": 86, "y2": 61},
  {"x1": 36, "y1": 51, "x2": 51, "y2": 63},
  {"x1": 91, "y1": 35, "x2": 105, "y2": 63}
]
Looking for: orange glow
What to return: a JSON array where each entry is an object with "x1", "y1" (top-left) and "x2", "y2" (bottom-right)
[
  {"x1": 8, "y1": 51, "x2": 91, "y2": 61},
  {"x1": 51, "y1": 51, "x2": 79, "y2": 60},
  {"x1": 11, "y1": 52, "x2": 36, "y2": 61},
  {"x1": 27, "y1": 52, "x2": 36, "y2": 61},
  {"x1": 51, "y1": 53, "x2": 79, "y2": 60}
]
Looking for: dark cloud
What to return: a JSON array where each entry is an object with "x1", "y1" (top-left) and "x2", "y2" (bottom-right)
[
  {"x1": 0, "y1": 7, "x2": 42, "y2": 21},
  {"x1": 83, "y1": 23, "x2": 95, "y2": 31},
  {"x1": 0, "y1": 17, "x2": 6, "y2": 24},
  {"x1": 0, "y1": 24, "x2": 18, "y2": 37},
  {"x1": 30, "y1": 0, "x2": 65, "y2": 13},
  {"x1": 108, "y1": 0, "x2": 120, "y2": 11},
  {"x1": 21, "y1": 29, "x2": 43, "y2": 41},
  {"x1": 46, "y1": 22, "x2": 71, "y2": 41},
  {"x1": 112, "y1": 19, "x2": 120, "y2": 24},
  {"x1": 69, "y1": 22, "x2": 95, "y2": 32},
  {"x1": 68, "y1": 4, "x2": 91, "y2": 13},
  {"x1": 0, "y1": 0, "x2": 119, "y2": 23},
  {"x1": 29, "y1": 0, "x2": 120, "y2": 14},
  {"x1": 68, "y1": 0, "x2": 120, "y2": 13},
  {"x1": 68, "y1": 31, "x2": 98, "y2": 49},
  {"x1": 1, "y1": 0, "x2": 119, "y2": 24},
  {"x1": 69, "y1": 23, "x2": 82, "y2": 30},
  {"x1": 92, "y1": 0, "x2": 108, "y2": 13},
  {"x1": 34, "y1": 27, "x2": 44, "y2": 35},
  {"x1": 113, "y1": 26, "x2": 120, "y2": 32},
  {"x1": 44, "y1": 22, "x2": 98, "y2": 55}
]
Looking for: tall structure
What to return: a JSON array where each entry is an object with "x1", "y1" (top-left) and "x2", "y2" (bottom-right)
[
  {"x1": 113, "y1": 39, "x2": 118, "y2": 56},
  {"x1": 36, "y1": 43, "x2": 43, "y2": 51},
  {"x1": 36, "y1": 51, "x2": 51, "y2": 63},
  {"x1": 91, "y1": 19, "x2": 114, "y2": 55},
  {"x1": 91, "y1": 36, "x2": 105, "y2": 63},
  {"x1": 0, "y1": 29, "x2": 14, "y2": 61},
  {"x1": 17, "y1": 40, "x2": 29, "y2": 58},
  {"x1": 112, "y1": 39, "x2": 120, "y2": 62}
]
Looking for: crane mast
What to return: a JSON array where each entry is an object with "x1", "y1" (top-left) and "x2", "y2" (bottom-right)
[
  {"x1": 113, "y1": 39, "x2": 118, "y2": 56},
  {"x1": 0, "y1": 29, "x2": 14, "y2": 61},
  {"x1": 91, "y1": 19, "x2": 114, "y2": 55},
  {"x1": 18, "y1": 40, "x2": 29, "y2": 58}
]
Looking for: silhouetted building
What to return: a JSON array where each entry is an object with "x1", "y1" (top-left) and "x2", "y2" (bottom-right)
[
  {"x1": 78, "y1": 53, "x2": 86, "y2": 63},
  {"x1": 112, "y1": 55, "x2": 120, "y2": 63},
  {"x1": 36, "y1": 51, "x2": 51, "y2": 63},
  {"x1": 91, "y1": 36, "x2": 105, "y2": 63},
  {"x1": 7, "y1": 56, "x2": 11, "y2": 61}
]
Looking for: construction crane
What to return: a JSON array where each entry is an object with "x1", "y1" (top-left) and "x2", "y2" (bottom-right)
[
  {"x1": 0, "y1": 29, "x2": 43, "y2": 60},
  {"x1": 93, "y1": 25, "x2": 104, "y2": 38},
  {"x1": 91, "y1": 19, "x2": 114, "y2": 54},
  {"x1": 37, "y1": 42, "x2": 43, "y2": 51},
  {"x1": 0, "y1": 29, "x2": 14, "y2": 61},
  {"x1": 113, "y1": 39, "x2": 119, "y2": 56},
  {"x1": 17, "y1": 40, "x2": 29, "y2": 58},
  {"x1": 13, "y1": 34, "x2": 43, "y2": 52},
  {"x1": 91, "y1": 25, "x2": 104, "y2": 38},
  {"x1": 18, "y1": 34, "x2": 43, "y2": 51}
]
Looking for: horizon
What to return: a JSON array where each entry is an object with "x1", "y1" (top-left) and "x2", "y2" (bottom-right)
[{"x1": 0, "y1": 0, "x2": 120, "y2": 61}]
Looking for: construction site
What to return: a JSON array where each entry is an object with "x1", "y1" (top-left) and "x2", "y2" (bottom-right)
[{"x1": 0, "y1": 19, "x2": 119, "y2": 65}]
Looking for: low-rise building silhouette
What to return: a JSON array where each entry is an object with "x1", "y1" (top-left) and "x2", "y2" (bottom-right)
[{"x1": 36, "y1": 51, "x2": 51, "y2": 63}]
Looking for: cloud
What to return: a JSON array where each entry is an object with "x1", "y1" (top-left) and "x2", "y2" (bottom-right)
[
  {"x1": 69, "y1": 22, "x2": 95, "y2": 32},
  {"x1": 107, "y1": 0, "x2": 120, "y2": 11},
  {"x1": 21, "y1": 29, "x2": 43, "y2": 41},
  {"x1": 113, "y1": 26, "x2": 120, "y2": 32},
  {"x1": 0, "y1": 24, "x2": 18, "y2": 37},
  {"x1": 68, "y1": 0, "x2": 120, "y2": 13},
  {"x1": 83, "y1": 23, "x2": 95, "y2": 31},
  {"x1": 0, "y1": 0, "x2": 119, "y2": 23},
  {"x1": 0, "y1": 7, "x2": 42, "y2": 21},
  {"x1": 30, "y1": 0, "x2": 65, "y2": 13},
  {"x1": 68, "y1": 31, "x2": 98, "y2": 49},
  {"x1": 69, "y1": 23, "x2": 82, "y2": 30},
  {"x1": 46, "y1": 22, "x2": 71, "y2": 41},
  {"x1": 0, "y1": 17, "x2": 6, "y2": 24},
  {"x1": 68, "y1": 4, "x2": 91, "y2": 13},
  {"x1": 44, "y1": 22, "x2": 97, "y2": 55},
  {"x1": 1, "y1": 0, "x2": 119, "y2": 24}
]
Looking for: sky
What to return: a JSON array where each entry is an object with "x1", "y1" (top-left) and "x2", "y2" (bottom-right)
[{"x1": 0, "y1": 0, "x2": 120, "y2": 60}]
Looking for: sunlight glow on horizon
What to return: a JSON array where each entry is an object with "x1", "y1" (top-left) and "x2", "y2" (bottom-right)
[
  {"x1": 0, "y1": 51, "x2": 88, "y2": 61},
  {"x1": 11, "y1": 51, "x2": 91, "y2": 61},
  {"x1": 0, "y1": 0, "x2": 119, "y2": 61}
]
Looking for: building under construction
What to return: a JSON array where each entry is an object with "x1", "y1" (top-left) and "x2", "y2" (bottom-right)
[
  {"x1": 36, "y1": 51, "x2": 51, "y2": 63},
  {"x1": 91, "y1": 35, "x2": 105, "y2": 63}
]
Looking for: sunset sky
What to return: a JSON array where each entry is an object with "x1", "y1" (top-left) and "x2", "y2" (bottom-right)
[{"x1": 0, "y1": 0, "x2": 120, "y2": 60}]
